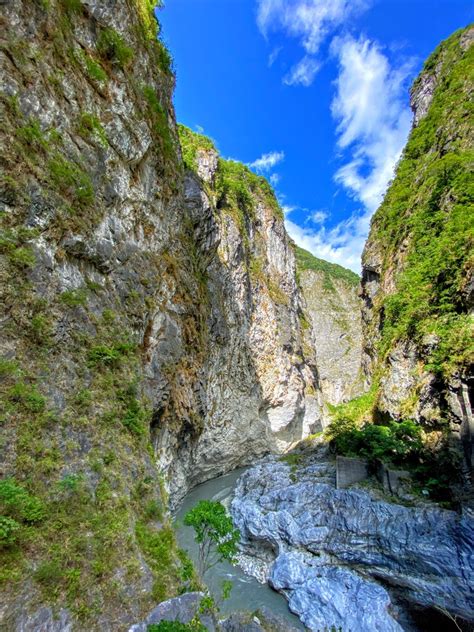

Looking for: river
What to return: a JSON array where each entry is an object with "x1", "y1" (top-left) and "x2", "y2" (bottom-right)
[{"x1": 173, "y1": 467, "x2": 305, "y2": 629}]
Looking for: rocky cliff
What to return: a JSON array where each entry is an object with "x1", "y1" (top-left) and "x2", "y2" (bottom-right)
[
  {"x1": 295, "y1": 246, "x2": 363, "y2": 407},
  {"x1": 360, "y1": 26, "x2": 474, "y2": 493},
  {"x1": 0, "y1": 1, "x2": 321, "y2": 628}
]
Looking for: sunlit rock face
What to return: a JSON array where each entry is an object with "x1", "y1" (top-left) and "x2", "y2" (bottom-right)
[
  {"x1": 158, "y1": 149, "x2": 324, "y2": 505},
  {"x1": 298, "y1": 265, "x2": 363, "y2": 408},
  {"x1": 360, "y1": 26, "x2": 474, "y2": 489}
]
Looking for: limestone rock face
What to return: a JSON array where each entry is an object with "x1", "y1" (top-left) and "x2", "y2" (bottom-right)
[
  {"x1": 231, "y1": 455, "x2": 474, "y2": 631},
  {"x1": 298, "y1": 265, "x2": 363, "y2": 407},
  {"x1": 158, "y1": 151, "x2": 323, "y2": 505}
]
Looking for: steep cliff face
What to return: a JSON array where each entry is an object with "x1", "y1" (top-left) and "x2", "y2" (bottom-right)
[
  {"x1": 0, "y1": 2, "x2": 320, "y2": 628},
  {"x1": 162, "y1": 128, "x2": 322, "y2": 502},
  {"x1": 361, "y1": 26, "x2": 474, "y2": 489},
  {"x1": 295, "y1": 246, "x2": 363, "y2": 407}
]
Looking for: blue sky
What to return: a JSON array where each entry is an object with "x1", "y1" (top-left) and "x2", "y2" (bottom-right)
[{"x1": 160, "y1": 0, "x2": 472, "y2": 272}]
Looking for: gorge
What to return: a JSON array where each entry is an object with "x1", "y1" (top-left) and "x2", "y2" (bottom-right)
[{"x1": 0, "y1": 1, "x2": 473, "y2": 631}]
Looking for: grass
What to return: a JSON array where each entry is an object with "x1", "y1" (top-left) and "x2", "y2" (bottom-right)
[
  {"x1": 143, "y1": 85, "x2": 175, "y2": 161},
  {"x1": 48, "y1": 154, "x2": 94, "y2": 207},
  {"x1": 96, "y1": 28, "x2": 134, "y2": 69}
]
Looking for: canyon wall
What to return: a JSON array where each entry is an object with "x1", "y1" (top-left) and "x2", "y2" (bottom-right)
[
  {"x1": 360, "y1": 26, "x2": 474, "y2": 492},
  {"x1": 0, "y1": 1, "x2": 322, "y2": 628},
  {"x1": 295, "y1": 246, "x2": 363, "y2": 408}
]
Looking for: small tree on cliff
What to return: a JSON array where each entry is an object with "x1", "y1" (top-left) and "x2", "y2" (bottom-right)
[{"x1": 183, "y1": 500, "x2": 240, "y2": 578}]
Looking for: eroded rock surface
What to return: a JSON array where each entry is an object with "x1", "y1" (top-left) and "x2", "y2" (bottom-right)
[{"x1": 231, "y1": 453, "x2": 474, "y2": 631}]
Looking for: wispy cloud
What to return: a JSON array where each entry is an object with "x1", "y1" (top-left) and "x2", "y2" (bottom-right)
[
  {"x1": 331, "y1": 35, "x2": 413, "y2": 213},
  {"x1": 268, "y1": 46, "x2": 282, "y2": 67},
  {"x1": 284, "y1": 56, "x2": 321, "y2": 86},
  {"x1": 285, "y1": 36, "x2": 413, "y2": 272},
  {"x1": 308, "y1": 210, "x2": 328, "y2": 224},
  {"x1": 269, "y1": 173, "x2": 281, "y2": 185},
  {"x1": 249, "y1": 150, "x2": 285, "y2": 172},
  {"x1": 257, "y1": 0, "x2": 370, "y2": 86}
]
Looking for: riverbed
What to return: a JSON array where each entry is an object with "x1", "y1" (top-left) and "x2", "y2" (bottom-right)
[{"x1": 173, "y1": 467, "x2": 305, "y2": 629}]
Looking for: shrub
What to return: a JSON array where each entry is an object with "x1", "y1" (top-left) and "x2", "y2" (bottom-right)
[
  {"x1": 97, "y1": 28, "x2": 134, "y2": 68},
  {"x1": 0, "y1": 515, "x2": 21, "y2": 546},
  {"x1": 8, "y1": 382, "x2": 46, "y2": 413},
  {"x1": 87, "y1": 342, "x2": 135, "y2": 368},
  {"x1": 48, "y1": 155, "x2": 94, "y2": 207},
  {"x1": 60, "y1": 288, "x2": 88, "y2": 307},
  {"x1": 143, "y1": 86, "x2": 174, "y2": 159},
  {"x1": 0, "y1": 478, "x2": 46, "y2": 523}
]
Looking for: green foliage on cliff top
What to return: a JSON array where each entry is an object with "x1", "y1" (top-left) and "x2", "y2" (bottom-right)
[
  {"x1": 368, "y1": 26, "x2": 474, "y2": 377},
  {"x1": 178, "y1": 124, "x2": 216, "y2": 171},
  {"x1": 177, "y1": 124, "x2": 284, "y2": 222},
  {"x1": 295, "y1": 245, "x2": 360, "y2": 289}
]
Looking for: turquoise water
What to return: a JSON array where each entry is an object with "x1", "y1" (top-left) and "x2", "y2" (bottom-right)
[{"x1": 173, "y1": 468, "x2": 304, "y2": 629}]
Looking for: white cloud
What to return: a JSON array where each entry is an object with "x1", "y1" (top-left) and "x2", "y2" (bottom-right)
[
  {"x1": 268, "y1": 46, "x2": 282, "y2": 67},
  {"x1": 286, "y1": 216, "x2": 365, "y2": 272},
  {"x1": 308, "y1": 210, "x2": 328, "y2": 224},
  {"x1": 282, "y1": 204, "x2": 297, "y2": 217},
  {"x1": 257, "y1": 0, "x2": 368, "y2": 55},
  {"x1": 284, "y1": 56, "x2": 321, "y2": 86},
  {"x1": 249, "y1": 150, "x2": 285, "y2": 172},
  {"x1": 269, "y1": 173, "x2": 281, "y2": 185},
  {"x1": 257, "y1": 0, "x2": 369, "y2": 86},
  {"x1": 331, "y1": 35, "x2": 413, "y2": 213},
  {"x1": 285, "y1": 36, "x2": 413, "y2": 272}
]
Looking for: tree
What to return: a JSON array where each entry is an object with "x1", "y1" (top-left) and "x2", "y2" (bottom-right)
[{"x1": 183, "y1": 500, "x2": 240, "y2": 578}]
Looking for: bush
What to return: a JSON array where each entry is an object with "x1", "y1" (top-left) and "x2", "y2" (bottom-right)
[
  {"x1": 0, "y1": 515, "x2": 21, "y2": 546},
  {"x1": 8, "y1": 382, "x2": 46, "y2": 413},
  {"x1": 60, "y1": 288, "x2": 88, "y2": 307},
  {"x1": 87, "y1": 342, "x2": 135, "y2": 368},
  {"x1": 329, "y1": 419, "x2": 424, "y2": 467},
  {"x1": 48, "y1": 155, "x2": 94, "y2": 207},
  {"x1": 0, "y1": 478, "x2": 46, "y2": 524},
  {"x1": 97, "y1": 28, "x2": 134, "y2": 68}
]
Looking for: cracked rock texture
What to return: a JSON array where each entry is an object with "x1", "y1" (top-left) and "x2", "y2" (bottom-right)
[{"x1": 231, "y1": 454, "x2": 474, "y2": 631}]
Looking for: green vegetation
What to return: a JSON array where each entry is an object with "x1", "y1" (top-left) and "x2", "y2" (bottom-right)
[
  {"x1": 96, "y1": 28, "x2": 134, "y2": 69},
  {"x1": 135, "y1": 522, "x2": 182, "y2": 602},
  {"x1": 147, "y1": 621, "x2": 207, "y2": 632},
  {"x1": 143, "y1": 86, "x2": 175, "y2": 160},
  {"x1": 368, "y1": 27, "x2": 474, "y2": 377},
  {"x1": 295, "y1": 245, "x2": 360, "y2": 290},
  {"x1": 183, "y1": 500, "x2": 240, "y2": 578},
  {"x1": 178, "y1": 124, "x2": 216, "y2": 171},
  {"x1": 48, "y1": 154, "x2": 94, "y2": 207},
  {"x1": 0, "y1": 479, "x2": 45, "y2": 546},
  {"x1": 78, "y1": 113, "x2": 108, "y2": 147},
  {"x1": 0, "y1": 227, "x2": 37, "y2": 269},
  {"x1": 60, "y1": 288, "x2": 88, "y2": 307},
  {"x1": 87, "y1": 342, "x2": 136, "y2": 368},
  {"x1": 327, "y1": 415, "x2": 461, "y2": 503}
]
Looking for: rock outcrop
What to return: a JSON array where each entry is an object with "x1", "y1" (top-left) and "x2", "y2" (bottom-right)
[
  {"x1": 231, "y1": 453, "x2": 474, "y2": 631},
  {"x1": 360, "y1": 26, "x2": 474, "y2": 491}
]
